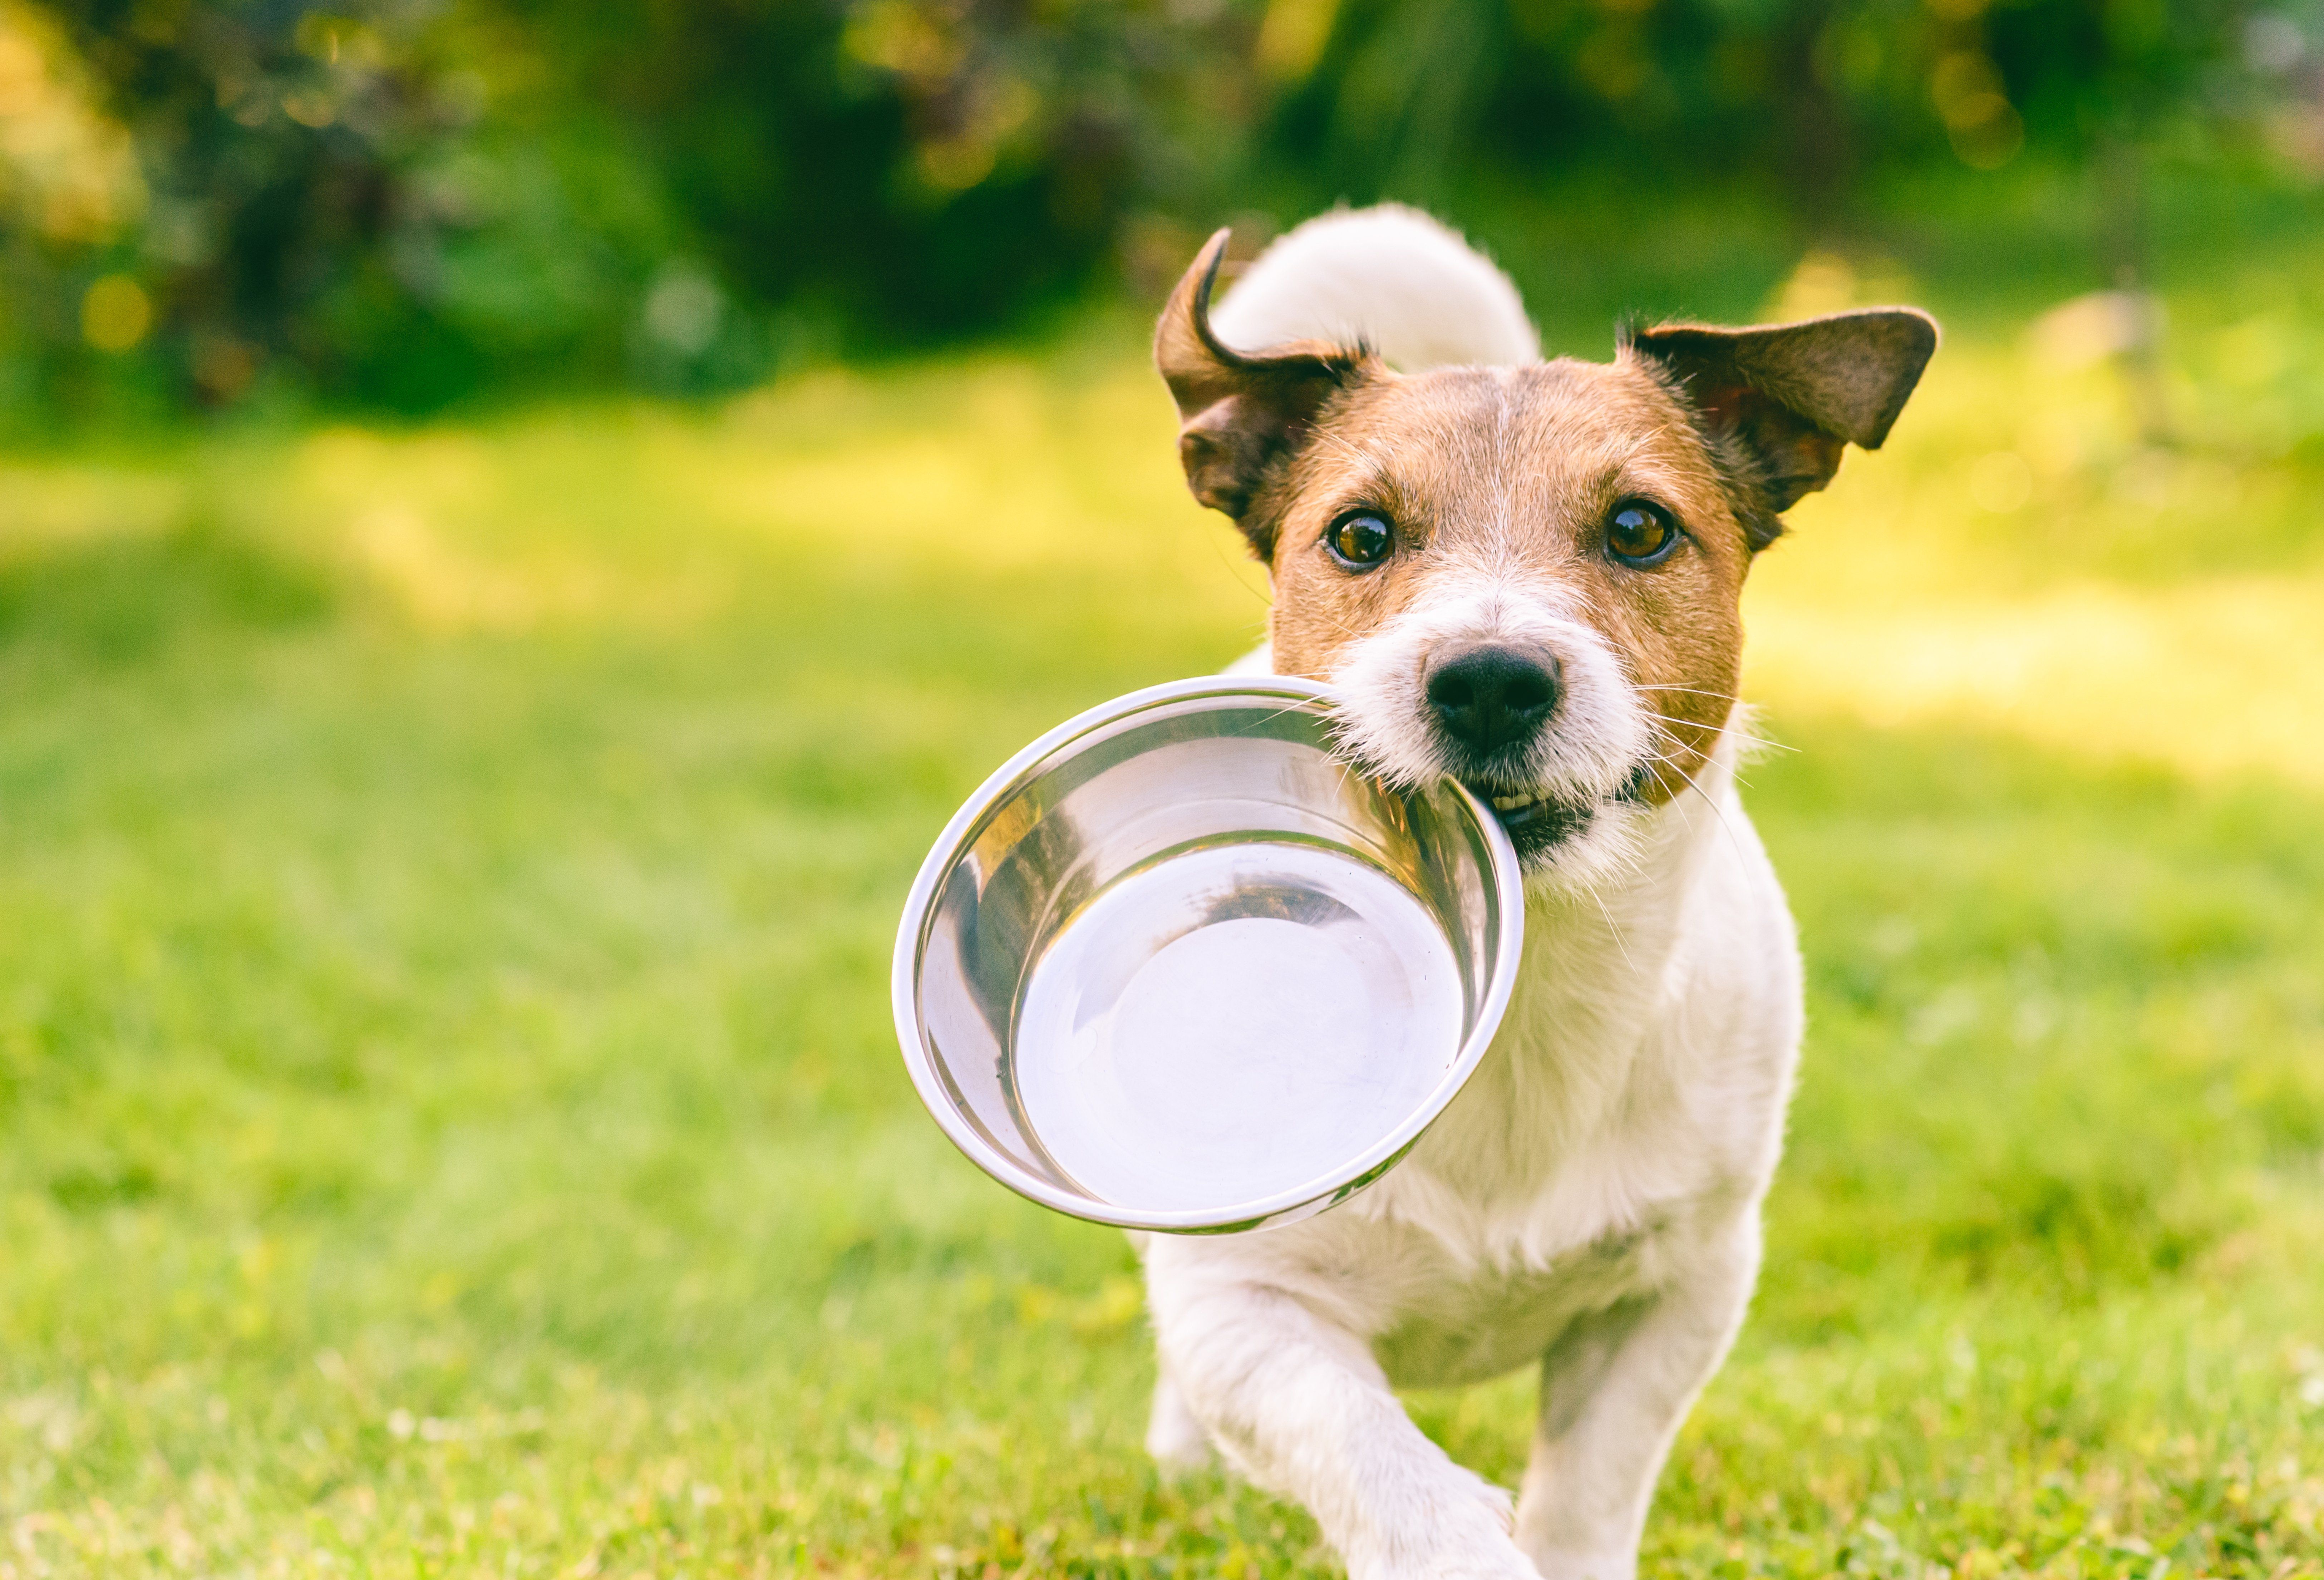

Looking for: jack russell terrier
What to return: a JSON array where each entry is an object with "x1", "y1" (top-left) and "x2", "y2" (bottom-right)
[{"x1": 1134, "y1": 206, "x2": 1935, "y2": 1580}]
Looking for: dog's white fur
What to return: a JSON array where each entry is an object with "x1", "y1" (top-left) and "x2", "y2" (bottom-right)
[
  {"x1": 1141, "y1": 210, "x2": 1803, "y2": 1580},
  {"x1": 1210, "y1": 205, "x2": 1541, "y2": 372}
]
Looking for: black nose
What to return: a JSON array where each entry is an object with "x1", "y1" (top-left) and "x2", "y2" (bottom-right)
[{"x1": 1426, "y1": 645, "x2": 1561, "y2": 755}]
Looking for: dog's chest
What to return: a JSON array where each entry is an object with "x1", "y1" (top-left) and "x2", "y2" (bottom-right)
[{"x1": 1366, "y1": 1222, "x2": 1661, "y2": 1389}]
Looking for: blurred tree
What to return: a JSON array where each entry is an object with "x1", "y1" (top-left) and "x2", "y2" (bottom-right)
[
  {"x1": 0, "y1": 0, "x2": 2311, "y2": 419},
  {"x1": 11, "y1": 0, "x2": 1267, "y2": 413},
  {"x1": 0, "y1": 0, "x2": 151, "y2": 410},
  {"x1": 506, "y1": 0, "x2": 1253, "y2": 342}
]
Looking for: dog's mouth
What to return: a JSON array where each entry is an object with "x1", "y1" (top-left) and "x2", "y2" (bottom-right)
[
  {"x1": 1464, "y1": 763, "x2": 1655, "y2": 864},
  {"x1": 1484, "y1": 791, "x2": 1592, "y2": 861},
  {"x1": 1326, "y1": 720, "x2": 1656, "y2": 867}
]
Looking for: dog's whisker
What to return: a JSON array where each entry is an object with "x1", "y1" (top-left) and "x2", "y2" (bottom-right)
[
  {"x1": 1634, "y1": 684, "x2": 1739, "y2": 700},
  {"x1": 1638, "y1": 709, "x2": 1717, "y2": 733},
  {"x1": 1201, "y1": 526, "x2": 1274, "y2": 613},
  {"x1": 1633, "y1": 705, "x2": 1798, "y2": 761},
  {"x1": 1589, "y1": 887, "x2": 1645, "y2": 981},
  {"x1": 1641, "y1": 720, "x2": 1782, "y2": 766},
  {"x1": 1652, "y1": 746, "x2": 1756, "y2": 870},
  {"x1": 1242, "y1": 699, "x2": 1334, "y2": 737}
]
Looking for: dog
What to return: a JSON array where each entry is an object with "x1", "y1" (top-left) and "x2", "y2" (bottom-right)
[{"x1": 1135, "y1": 206, "x2": 1936, "y2": 1580}]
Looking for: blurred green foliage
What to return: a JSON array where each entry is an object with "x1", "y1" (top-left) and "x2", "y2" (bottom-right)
[{"x1": 0, "y1": 0, "x2": 2319, "y2": 419}]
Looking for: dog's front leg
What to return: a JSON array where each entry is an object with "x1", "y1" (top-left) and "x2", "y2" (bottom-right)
[
  {"x1": 1146, "y1": 1261, "x2": 1537, "y2": 1580},
  {"x1": 1512, "y1": 1218, "x2": 1761, "y2": 1580}
]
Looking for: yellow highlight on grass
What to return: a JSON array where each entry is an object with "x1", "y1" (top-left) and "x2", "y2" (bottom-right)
[
  {"x1": 1743, "y1": 316, "x2": 2324, "y2": 790},
  {"x1": 1746, "y1": 577, "x2": 2324, "y2": 790}
]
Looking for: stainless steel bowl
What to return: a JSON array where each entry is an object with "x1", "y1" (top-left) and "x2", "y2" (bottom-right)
[{"x1": 891, "y1": 676, "x2": 1525, "y2": 1233}]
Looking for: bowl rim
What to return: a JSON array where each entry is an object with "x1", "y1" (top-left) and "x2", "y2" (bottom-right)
[{"x1": 890, "y1": 673, "x2": 1527, "y2": 1233}]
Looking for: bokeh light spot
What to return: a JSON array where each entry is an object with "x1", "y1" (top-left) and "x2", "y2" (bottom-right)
[{"x1": 80, "y1": 274, "x2": 151, "y2": 351}]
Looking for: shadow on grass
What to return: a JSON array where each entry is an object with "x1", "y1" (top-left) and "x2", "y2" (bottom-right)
[{"x1": 0, "y1": 518, "x2": 334, "y2": 665}]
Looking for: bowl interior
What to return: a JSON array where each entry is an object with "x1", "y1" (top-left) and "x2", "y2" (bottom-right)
[{"x1": 901, "y1": 683, "x2": 1516, "y2": 1230}]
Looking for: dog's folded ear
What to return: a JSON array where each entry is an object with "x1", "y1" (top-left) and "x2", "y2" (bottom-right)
[
  {"x1": 1156, "y1": 229, "x2": 1373, "y2": 561},
  {"x1": 1626, "y1": 309, "x2": 1938, "y2": 550}
]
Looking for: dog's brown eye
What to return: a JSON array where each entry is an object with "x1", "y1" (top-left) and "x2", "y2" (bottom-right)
[
  {"x1": 1326, "y1": 511, "x2": 1394, "y2": 570},
  {"x1": 1605, "y1": 501, "x2": 1680, "y2": 567}
]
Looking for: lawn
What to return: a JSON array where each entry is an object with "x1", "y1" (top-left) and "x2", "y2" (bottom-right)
[{"x1": 3, "y1": 223, "x2": 2323, "y2": 1577}]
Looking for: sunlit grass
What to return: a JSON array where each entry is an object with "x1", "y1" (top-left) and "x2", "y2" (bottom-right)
[
  {"x1": 1751, "y1": 315, "x2": 2324, "y2": 785},
  {"x1": 1, "y1": 271, "x2": 2320, "y2": 1576}
]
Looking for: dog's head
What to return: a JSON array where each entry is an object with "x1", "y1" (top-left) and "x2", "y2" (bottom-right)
[{"x1": 1157, "y1": 229, "x2": 1936, "y2": 883}]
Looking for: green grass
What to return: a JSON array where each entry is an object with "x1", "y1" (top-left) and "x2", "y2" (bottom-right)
[{"x1": 3, "y1": 265, "x2": 2323, "y2": 1577}]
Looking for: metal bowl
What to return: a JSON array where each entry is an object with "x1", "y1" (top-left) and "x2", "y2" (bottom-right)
[{"x1": 891, "y1": 676, "x2": 1525, "y2": 1234}]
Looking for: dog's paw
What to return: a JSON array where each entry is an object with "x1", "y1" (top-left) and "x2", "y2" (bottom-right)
[
  {"x1": 1521, "y1": 1548, "x2": 1633, "y2": 1580},
  {"x1": 1354, "y1": 1474, "x2": 1539, "y2": 1580},
  {"x1": 1414, "y1": 1512, "x2": 1539, "y2": 1580},
  {"x1": 1409, "y1": 1542, "x2": 1541, "y2": 1580},
  {"x1": 1386, "y1": 1534, "x2": 1540, "y2": 1580}
]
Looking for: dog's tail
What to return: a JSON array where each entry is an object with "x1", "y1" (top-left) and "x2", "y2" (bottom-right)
[{"x1": 1207, "y1": 204, "x2": 1540, "y2": 371}]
